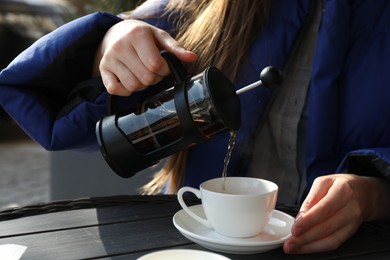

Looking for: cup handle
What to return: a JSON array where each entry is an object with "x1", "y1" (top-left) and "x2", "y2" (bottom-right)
[{"x1": 177, "y1": 187, "x2": 212, "y2": 229}]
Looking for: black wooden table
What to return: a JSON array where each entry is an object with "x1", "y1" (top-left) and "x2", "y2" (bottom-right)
[{"x1": 0, "y1": 195, "x2": 390, "y2": 259}]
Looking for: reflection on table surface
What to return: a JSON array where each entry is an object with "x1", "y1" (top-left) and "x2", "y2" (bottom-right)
[{"x1": 0, "y1": 195, "x2": 390, "y2": 259}]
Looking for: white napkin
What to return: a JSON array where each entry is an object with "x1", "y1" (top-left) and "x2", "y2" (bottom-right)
[{"x1": 0, "y1": 244, "x2": 27, "y2": 260}]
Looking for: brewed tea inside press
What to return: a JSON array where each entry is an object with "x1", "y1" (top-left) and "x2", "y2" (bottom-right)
[{"x1": 96, "y1": 51, "x2": 282, "y2": 178}]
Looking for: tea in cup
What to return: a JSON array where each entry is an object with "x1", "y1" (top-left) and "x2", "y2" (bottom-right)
[{"x1": 177, "y1": 177, "x2": 278, "y2": 238}]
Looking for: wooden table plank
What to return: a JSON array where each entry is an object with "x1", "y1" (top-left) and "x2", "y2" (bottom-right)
[
  {"x1": 0, "y1": 217, "x2": 191, "y2": 259},
  {"x1": 0, "y1": 202, "x2": 183, "y2": 238},
  {"x1": 1, "y1": 195, "x2": 390, "y2": 260}
]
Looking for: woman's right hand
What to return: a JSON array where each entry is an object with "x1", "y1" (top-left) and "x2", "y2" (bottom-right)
[{"x1": 93, "y1": 19, "x2": 197, "y2": 96}]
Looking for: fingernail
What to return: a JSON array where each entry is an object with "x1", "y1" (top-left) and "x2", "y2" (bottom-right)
[
  {"x1": 284, "y1": 242, "x2": 295, "y2": 254},
  {"x1": 295, "y1": 211, "x2": 305, "y2": 222}
]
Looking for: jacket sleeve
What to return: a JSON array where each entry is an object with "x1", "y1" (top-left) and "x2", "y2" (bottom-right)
[
  {"x1": 0, "y1": 12, "x2": 122, "y2": 151},
  {"x1": 337, "y1": 148, "x2": 390, "y2": 181}
]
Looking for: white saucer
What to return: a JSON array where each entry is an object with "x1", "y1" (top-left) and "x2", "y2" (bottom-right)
[
  {"x1": 173, "y1": 205, "x2": 294, "y2": 254},
  {"x1": 137, "y1": 249, "x2": 231, "y2": 260}
]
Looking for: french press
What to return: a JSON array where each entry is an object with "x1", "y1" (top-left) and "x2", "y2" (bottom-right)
[{"x1": 96, "y1": 51, "x2": 282, "y2": 178}]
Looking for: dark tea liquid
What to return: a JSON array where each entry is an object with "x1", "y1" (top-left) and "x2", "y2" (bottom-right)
[
  {"x1": 119, "y1": 78, "x2": 229, "y2": 154},
  {"x1": 221, "y1": 130, "x2": 237, "y2": 192},
  {"x1": 124, "y1": 114, "x2": 225, "y2": 154}
]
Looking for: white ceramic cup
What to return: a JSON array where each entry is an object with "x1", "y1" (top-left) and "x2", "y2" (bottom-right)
[{"x1": 177, "y1": 177, "x2": 278, "y2": 238}]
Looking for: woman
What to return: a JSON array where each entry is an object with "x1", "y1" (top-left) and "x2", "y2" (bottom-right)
[
  {"x1": 1, "y1": 0, "x2": 389, "y2": 255},
  {"x1": 93, "y1": 0, "x2": 390, "y2": 254}
]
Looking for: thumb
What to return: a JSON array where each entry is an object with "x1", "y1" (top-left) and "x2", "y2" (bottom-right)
[{"x1": 154, "y1": 31, "x2": 198, "y2": 63}]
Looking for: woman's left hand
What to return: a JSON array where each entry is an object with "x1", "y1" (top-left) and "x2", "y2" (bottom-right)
[{"x1": 283, "y1": 174, "x2": 390, "y2": 254}]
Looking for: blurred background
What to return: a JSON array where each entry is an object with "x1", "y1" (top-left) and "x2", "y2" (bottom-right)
[{"x1": 0, "y1": 0, "x2": 153, "y2": 209}]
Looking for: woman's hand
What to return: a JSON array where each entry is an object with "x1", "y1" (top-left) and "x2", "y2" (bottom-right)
[
  {"x1": 284, "y1": 174, "x2": 390, "y2": 254},
  {"x1": 93, "y1": 19, "x2": 197, "y2": 96}
]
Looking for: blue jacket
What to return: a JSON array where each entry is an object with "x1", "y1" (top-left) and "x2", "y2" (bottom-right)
[{"x1": 1, "y1": 0, "x2": 390, "y2": 190}]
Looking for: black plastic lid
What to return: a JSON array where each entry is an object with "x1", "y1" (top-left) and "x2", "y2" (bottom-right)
[{"x1": 205, "y1": 67, "x2": 241, "y2": 130}]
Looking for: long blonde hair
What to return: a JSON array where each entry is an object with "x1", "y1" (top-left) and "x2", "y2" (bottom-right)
[{"x1": 133, "y1": 0, "x2": 271, "y2": 194}]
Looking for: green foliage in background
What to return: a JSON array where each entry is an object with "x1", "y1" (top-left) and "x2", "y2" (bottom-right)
[
  {"x1": 65, "y1": 0, "x2": 145, "y2": 20},
  {"x1": 85, "y1": 0, "x2": 144, "y2": 14}
]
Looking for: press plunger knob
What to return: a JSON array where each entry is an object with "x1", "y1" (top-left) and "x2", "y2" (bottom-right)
[
  {"x1": 235, "y1": 65, "x2": 283, "y2": 95},
  {"x1": 259, "y1": 66, "x2": 283, "y2": 88}
]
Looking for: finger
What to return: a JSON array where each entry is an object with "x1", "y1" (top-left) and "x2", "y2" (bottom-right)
[
  {"x1": 101, "y1": 45, "x2": 159, "y2": 95},
  {"x1": 292, "y1": 177, "x2": 334, "y2": 236},
  {"x1": 293, "y1": 179, "x2": 350, "y2": 237},
  {"x1": 106, "y1": 20, "x2": 171, "y2": 79},
  {"x1": 101, "y1": 69, "x2": 133, "y2": 96},
  {"x1": 292, "y1": 205, "x2": 352, "y2": 246},
  {"x1": 121, "y1": 46, "x2": 165, "y2": 87},
  {"x1": 98, "y1": 44, "x2": 140, "y2": 95},
  {"x1": 285, "y1": 222, "x2": 357, "y2": 254},
  {"x1": 131, "y1": 27, "x2": 171, "y2": 77},
  {"x1": 300, "y1": 176, "x2": 333, "y2": 213},
  {"x1": 100, "y1": 58, "x2": 145, "y2": 96}
]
